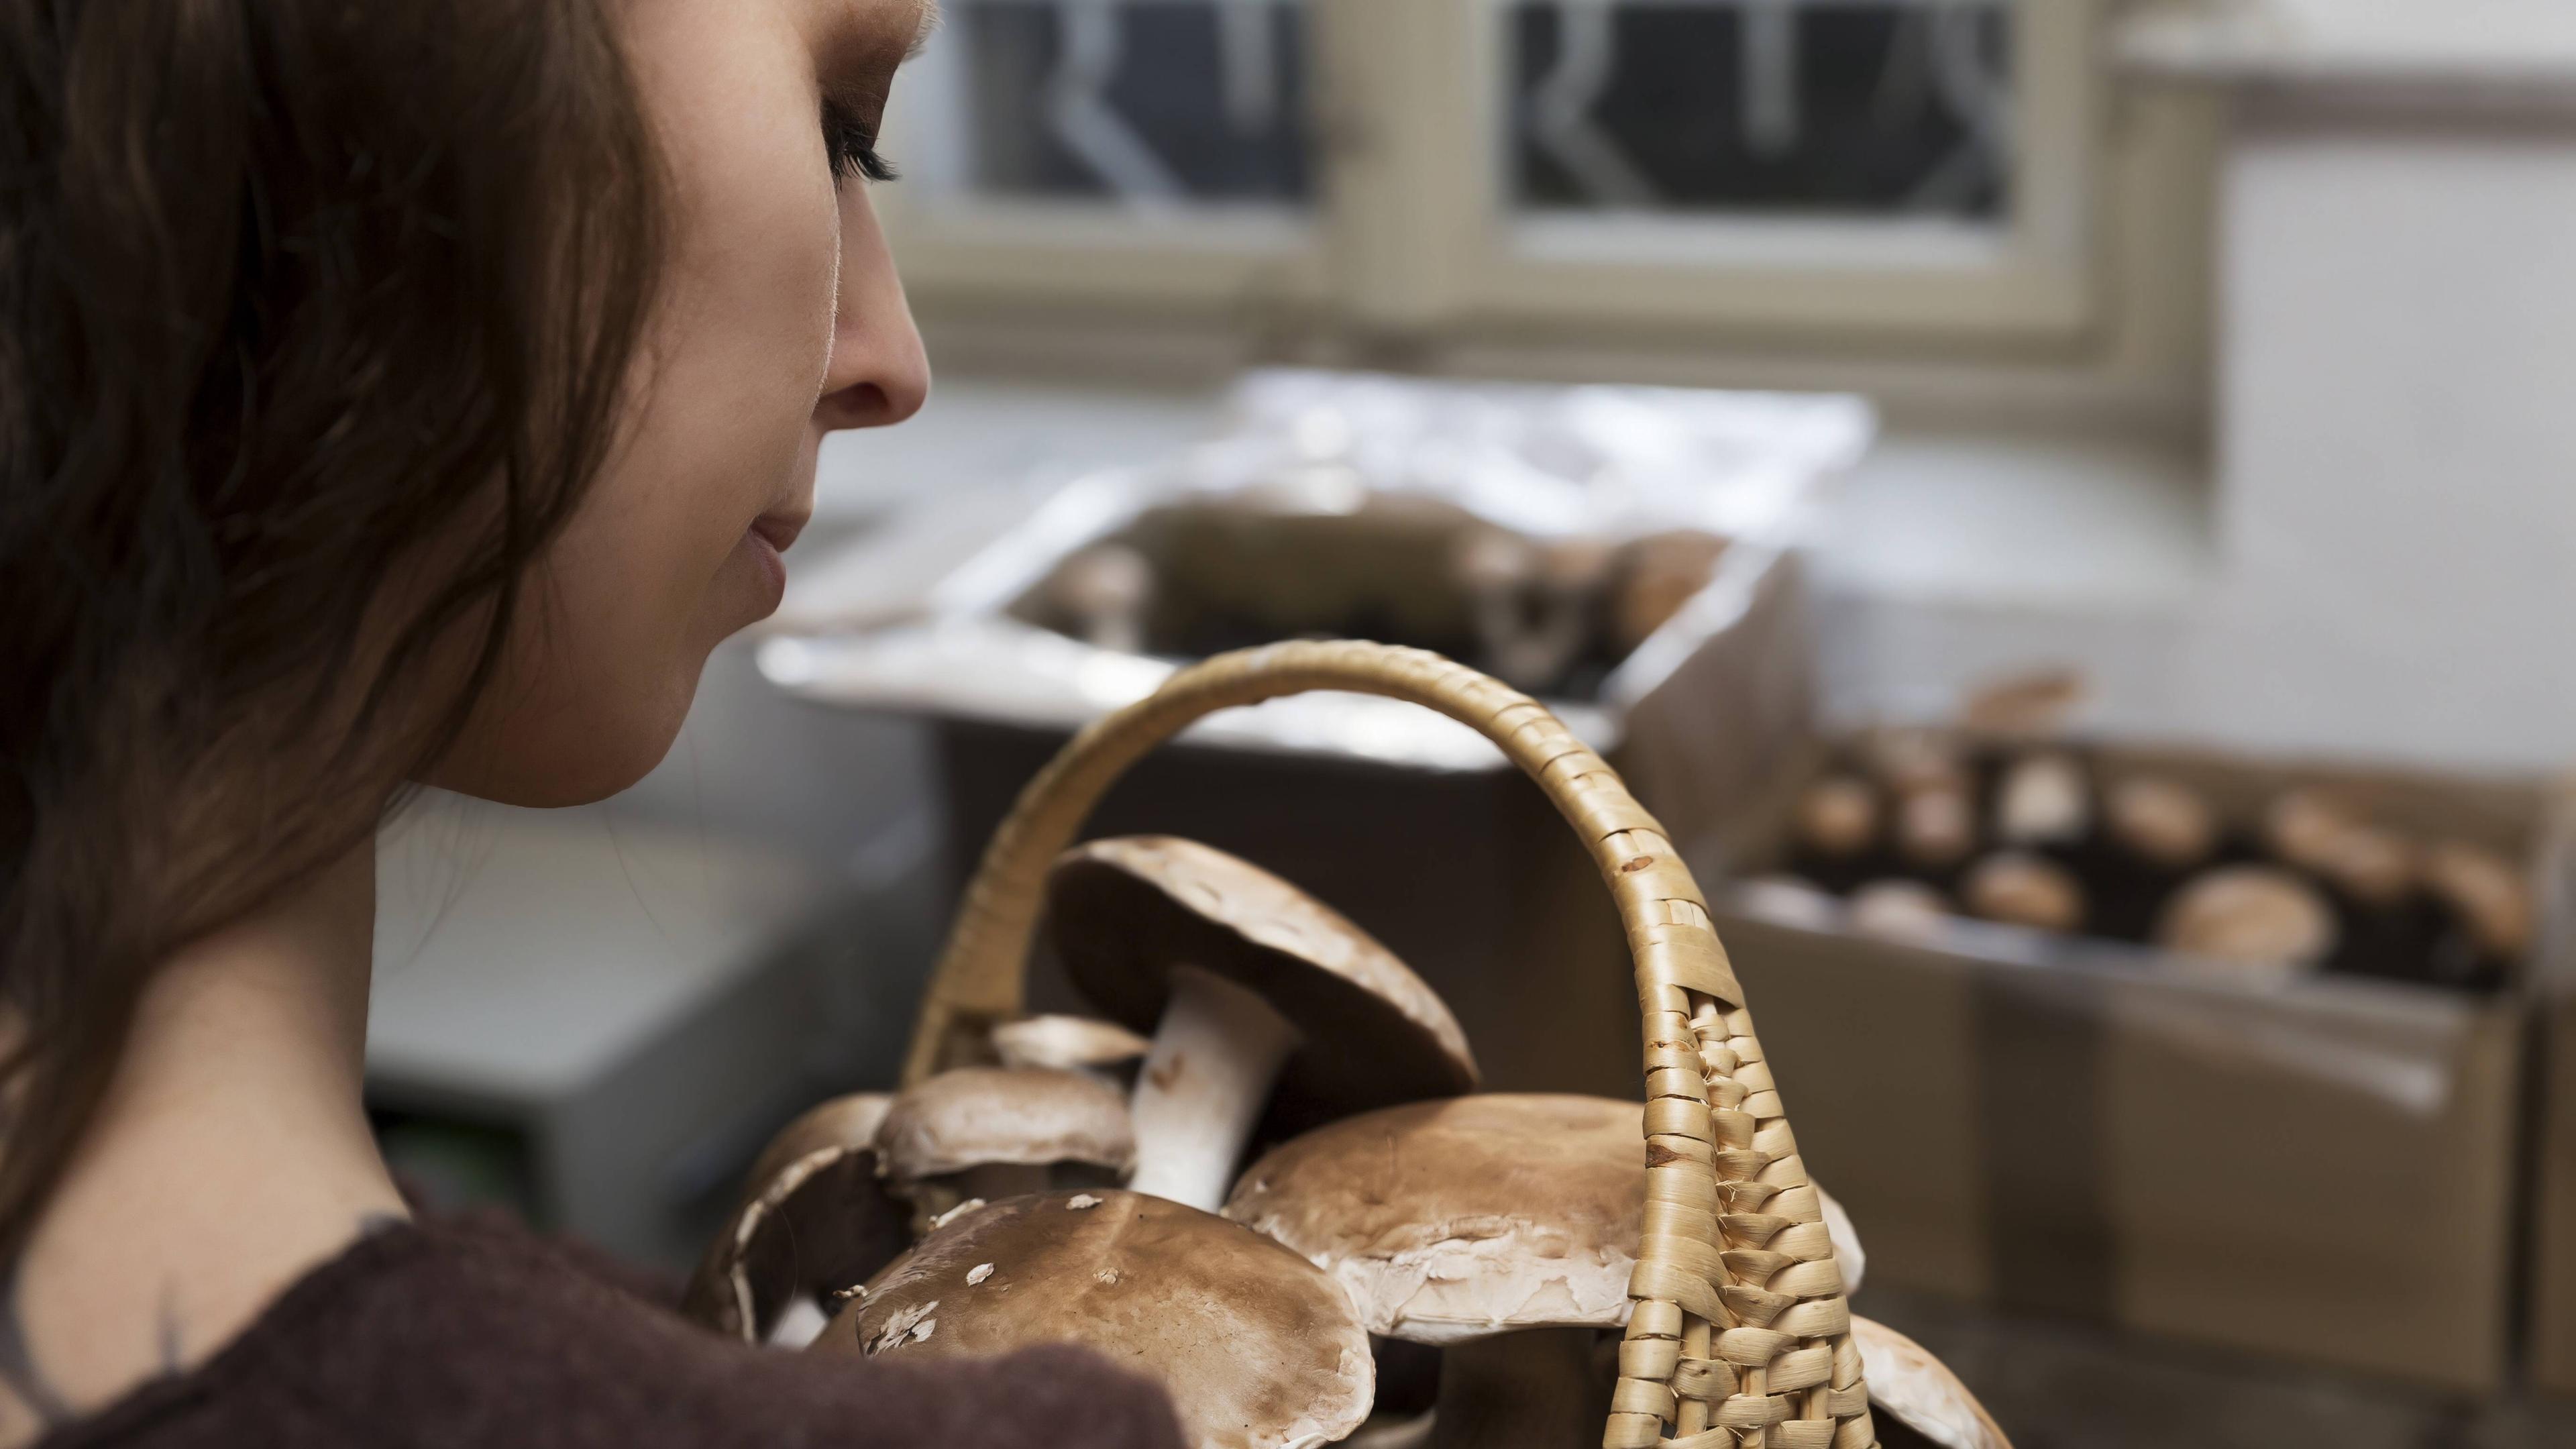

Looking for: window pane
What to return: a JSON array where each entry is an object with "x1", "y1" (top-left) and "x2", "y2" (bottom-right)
[
  {"x1": 1508, "y1": 0, "x2": 2012, "y2": 219},
  {"x1": 948, "y1": 0, "x2": 1312, "y2": 205}
]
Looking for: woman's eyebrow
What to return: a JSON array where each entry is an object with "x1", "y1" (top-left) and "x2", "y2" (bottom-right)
[{"x1": 907, "y1": 0, "x2": 943, "y2": 59}]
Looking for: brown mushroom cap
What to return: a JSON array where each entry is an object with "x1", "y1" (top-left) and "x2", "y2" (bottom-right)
[
  {"x1": 2104, "y1": 776, "x2": 2217, "y2": 869},
  {"x1": 1049, "y1": 837, "x2": 1479, "y2": 1136},
  {"x1": 2425, "y1": 840, "x2": 2535, "y2": 960},
  {"x1": 682, "y1": 1093, "x2": 908, "y2": 1344},
  {"x1": 822, "y1": 1191, "x2": 1373, "y2": 1449},
  {"x1": 989, "y1": 1014, "x2": 1153, "y2": 1074},
  {"x1": 876, "y1": 1067, "x2": 1136, "y2": 1183},
  {"x1": 2155, "y1": 865, "x2": 2337, "y2": 979},
  {"x1": 1851, "y1": 1315, "x2": 2012, "y2": 1449},
  {"x1": 1794, "y1": 775, "x2": 1881, "y2": 857},
  {"x1": 1962, "y1": 853, "x2": 2085, "y2": 934},
  {"x1": 1225, "y1": 1095, "x2": 1644, "y2": 1344}
]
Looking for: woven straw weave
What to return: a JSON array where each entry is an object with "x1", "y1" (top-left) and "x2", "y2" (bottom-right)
[{"x1": 902, "y1": 640, "x2": 1874, "y2": 1449}]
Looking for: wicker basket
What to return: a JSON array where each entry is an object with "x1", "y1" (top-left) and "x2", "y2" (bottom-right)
[{"x1": 902, "y1": 639, "x2": 1873, "y2": 1449}]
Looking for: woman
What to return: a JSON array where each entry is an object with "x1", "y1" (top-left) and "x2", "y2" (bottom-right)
[{"x1": 0, "y1": 2, "x2": 1183, "y2": 1446}]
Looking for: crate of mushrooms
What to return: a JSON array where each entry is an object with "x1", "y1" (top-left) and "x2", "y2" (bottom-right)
[
  {"x1": 687, "y1": 643, "x2": 2022, "y2": 1449},
  {"x1": 1705, "y1": 698, "x2": 2575, "y2": 1392}
]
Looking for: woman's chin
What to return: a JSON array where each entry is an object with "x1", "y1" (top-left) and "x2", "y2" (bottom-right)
[{"x1": 423, "y1": 661, "x2": 706, "y2": 808}]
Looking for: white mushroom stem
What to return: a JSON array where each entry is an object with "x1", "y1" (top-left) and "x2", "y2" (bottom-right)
[{"x1": 1125, "y1": 966, "x2": 1301, "y2": 1210}]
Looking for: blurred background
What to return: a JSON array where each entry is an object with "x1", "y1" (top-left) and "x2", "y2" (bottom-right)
[{"x1": 368, "y1": 1, "x2": 2576, "y2": 1443}]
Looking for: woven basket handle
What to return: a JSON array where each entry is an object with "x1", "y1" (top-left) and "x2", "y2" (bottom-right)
[{"x1": 904, "y1": 640, "x2": 1872, "y2": 1449}]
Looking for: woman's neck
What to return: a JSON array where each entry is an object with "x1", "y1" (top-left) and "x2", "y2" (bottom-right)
[{"x1": 1, "y1": 842, "x2": 407, "y2": 1439}]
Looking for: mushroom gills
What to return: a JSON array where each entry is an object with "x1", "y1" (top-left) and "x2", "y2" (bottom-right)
[{"x1": 1126, "y1": 964, "x2": 1304, "y2": 1210}]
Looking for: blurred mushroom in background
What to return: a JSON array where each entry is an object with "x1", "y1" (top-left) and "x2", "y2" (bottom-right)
[
  {"x1": 1607, "y1": 529, "x2": 1727, "y2": 653},
  {"x1": 2306, "y1": 820, "x2": 2440, "y2": 980},
  {"x1": 1857, "y1": 726, "x2": 1970, "y2": 797},
  {"x1": 1790, "y1": 774, "x2": 1882, "y2": 892},
  {"x1": 1046, "y1": 541, "x2": 1157, "y2": 654},
  {"x1": 1994, "y1": 752, "x2": 2090, "y2": 853},
  {"x1": 1046, "y1": 837, "x2": 1477, "y2": 1212},
  {"x1": 1962, "y1": 853, "x2": 2086, "y2": 934},
  {"x1": 2424, "y1": 839, "x2": 2535, "y2": 987},
  {"x1": 875, "y1": 1068, "x2": 1136, "y2": 1234},
  {"x1": 1958, "y1": 668, "x2": 2086, "y2": 741},
  {"x1": 2104, "y1": 776, "x2": 2218, "y2": 873},
  {"x1": 682, "y1": 1093, "x2": 907, "y2": 1348},
  {"x1": 2262, "y1": 788, "x2": 2359, "y2": 877},
  {"x1": 1451, "y1": 527, "x2": 1602, "y2": 692},
  {"x1": 1848, "y1": 879, "x2": 1955, "y2": 945},
  {"x1": 1897, "y1": 782, "x2": 1978, "y2": 875},
  {"x1": 2155, "y1": 865, "x2": 2337, "y2": 983},
  {"x1": 821, "y1": 1191, "x2": 1374, "y2": 1449}
]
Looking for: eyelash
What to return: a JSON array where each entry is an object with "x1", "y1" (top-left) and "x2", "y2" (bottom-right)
[{"x1": 821, "y1": 97, "x2": 898, "y2": 184}]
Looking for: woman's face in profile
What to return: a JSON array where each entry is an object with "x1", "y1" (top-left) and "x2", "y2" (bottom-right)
[{"x1": 432, "y1": 0, "x2": 933, "y2": 806}]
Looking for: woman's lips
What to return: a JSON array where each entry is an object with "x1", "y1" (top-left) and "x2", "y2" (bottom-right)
[
  {"x1": 739, "y1": 511, "x2": 807, "y2": 617},
  {"x1": 749, "y1": 511, "x2": 808, "y2": 553}
]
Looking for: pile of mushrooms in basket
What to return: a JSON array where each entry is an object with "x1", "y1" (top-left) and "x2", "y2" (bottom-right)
[{"x1": 684, "y1": 835, "x2": 2009, "y2": 1449}]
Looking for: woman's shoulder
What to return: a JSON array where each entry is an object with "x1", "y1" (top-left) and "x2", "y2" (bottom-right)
[{"x1": 40, "y1": 1211, "x2": 1183, "y2": 1449}]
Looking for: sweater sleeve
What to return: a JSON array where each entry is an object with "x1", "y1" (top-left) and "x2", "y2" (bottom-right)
[{"x1": 38, "y1": 1215, "x2": 1189, "y2": 1449}]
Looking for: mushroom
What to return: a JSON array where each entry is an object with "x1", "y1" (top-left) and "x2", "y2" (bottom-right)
[
  {"x1": 1794, "y1": 775, "x2": 1881, "y2": 859},
  {"x1": 1048, "y1": 541, "x2": 1155, "y2": 653},
  {"x1": 1849, "y1": 1315, "x2": 2013, "y2": 1449},
  {"x1": 2424, "y1": 839, "x2": 2534, "y2": 963},
  {"x1": 1896, "y1": 784, "x2": 1978, "y2": 871},
  {"x1": 1847, "y1": 879, "x2": 1953, "y2": 944},
  {"x1": 2104, "y1": 776, "x2": 2217, "y2": 870},
  {"x1": 1859, "y1": 727, "x2": 1970, "y2": 796},
  {"x1": 2310, "y1": 821, "x2": 2418, "y2": 909},
  {"x1": 1994, "y1": 751, "x2": 2089, "y2": 849},
  {"x1": 875, "y1": 1067, "x2": 1136, "y2": 1234},
  {"x1": 682, "y1": 1093, "x2": 909, "y2": 1347},
  {"x1": 2155, "y1": 865, "x2": 2337, "y2": 981},
  {"x1": 1046, "y1": 836, "x2": 1478, "y2": 1212},
  {"x1": 818, "y1": 1190, "x2": 1374, "y2": 1449},
  {"x1": 1452, "y1": 527, "x2": 1601, "y2": 692},
  {"x1": 1609, "y1": 529, "x2": 1727, "y2": 653},
  {"x1": 1962, "y1": 853, "x2": 2085, "y2": 934},
  {"x1": 1735, "y1": 874, "x2": 1841, "y2": 930},
  {"x1": 989, "y1": 1014, "x2": 1152, "y2": 1085},
  {"x1": 2262, "y1": 788, "x2": 2358, "y2": 874},
  {"x1": 1224, "y1": 1094, "x2": 1863, "y2": 1449}
]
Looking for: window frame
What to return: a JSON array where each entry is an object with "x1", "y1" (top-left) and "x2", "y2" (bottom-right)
[{"x1": 876, "y1": 0, "x2": 2106, "y2": 343}]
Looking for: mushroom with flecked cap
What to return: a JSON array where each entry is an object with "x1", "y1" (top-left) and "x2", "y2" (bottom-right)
[
  {"x1": 818, "y1": 1190, "x2": 1374, "y2": 1449},
  {"x1": 1224, "y1": 1093, "x2": 1866, "y2": 1449},
  {"x1": 1046, "y1": 836, "x2": 1478, "y2": 1211},
  {"x1": 682, "y1": 1093, "x2": 908, "y2": 1346},
  {"x1": 875, "y1": 1067, "x2": 1136, "y2": 1234}
]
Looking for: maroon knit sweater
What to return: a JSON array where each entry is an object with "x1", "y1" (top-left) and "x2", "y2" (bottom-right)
[{"x1": 32, "y1": 1212, "x2": 1185, "y2": 1449}]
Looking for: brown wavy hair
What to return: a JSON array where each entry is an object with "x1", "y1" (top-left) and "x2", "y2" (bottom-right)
[{"x1": 0, "y1": 1, "x2": 667, "y2": 1262}]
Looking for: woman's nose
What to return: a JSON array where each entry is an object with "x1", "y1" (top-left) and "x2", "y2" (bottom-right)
[{"x1": 815, "y1": 191, "x2": 930, "y2": 432}]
